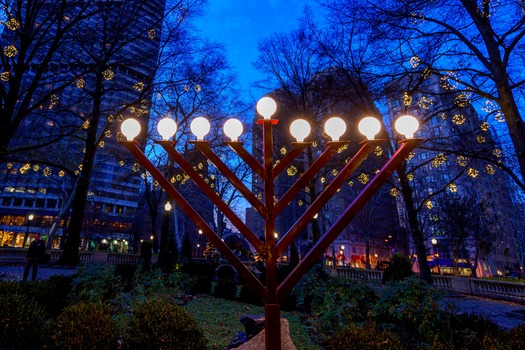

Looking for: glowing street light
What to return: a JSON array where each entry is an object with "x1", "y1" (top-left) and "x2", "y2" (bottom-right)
[
  {"x1": 395, "y1": 114, "x2": 419, "y2": 139},
  {"x1": 358, "y1": 116, "x2": 382, "y2": 140},
  {"x1": 324, "y1": 117, "x2": 346, "y2": 141}
]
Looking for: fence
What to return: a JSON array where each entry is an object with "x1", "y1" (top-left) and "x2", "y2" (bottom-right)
[{"x1": 332, "y1": 266, "x2": 525, "y2": 303}]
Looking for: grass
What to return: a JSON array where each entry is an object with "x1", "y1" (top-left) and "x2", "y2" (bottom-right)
[{"x1": 184, "y1": 294, "x2": 321, "y2": 350}]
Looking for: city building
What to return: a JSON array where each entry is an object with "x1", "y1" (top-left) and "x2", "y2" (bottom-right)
[
  {"x1": 386, "y1": 73, "x2": 524, "y2": 277},
  {"x1": 0, "y1": 1, "x2": 166, "y2": 251}
]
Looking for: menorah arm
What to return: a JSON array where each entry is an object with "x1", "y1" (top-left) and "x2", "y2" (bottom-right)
[
  {"x1": 191, "y1": 141, "x2": 267, "y2": 218},
  {"x1": 157, "y1": 141, "x2": 264, "y2": 254},
  {"x1": 272, "y1": 142, "x2": 312, "y2": 178},
  {"x1": 226, "y1": 141, "x2": 265, "y2": 179},
  {"x1": 120, "y1": 141, "x2": 266, "y2": 299},
  {"x1": 274, "y1": 141, "x2": 348, "y2": 216},
  {"x1": 277, "y1": 139, "x2": 421, "y2": 300},
  {"x1": 275, "y1": 140, "x2": 381, "y2": 256}
]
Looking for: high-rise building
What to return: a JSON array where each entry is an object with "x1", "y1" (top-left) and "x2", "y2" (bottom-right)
[
  {"x1": 386, "y1": 74, "x2": 523, "y2": 277},
  {"x1": 0, "y1": 1, "x2": 166, "y2": 251}
]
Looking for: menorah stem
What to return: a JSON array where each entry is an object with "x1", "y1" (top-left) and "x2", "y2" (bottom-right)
[{"x1": 262, "y1": 119, "x2": 281, "y2": 350}]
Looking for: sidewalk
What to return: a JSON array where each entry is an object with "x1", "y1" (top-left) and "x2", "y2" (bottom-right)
[{"x1": 0, "y1": 265, "x2": 77, "y2": 282}]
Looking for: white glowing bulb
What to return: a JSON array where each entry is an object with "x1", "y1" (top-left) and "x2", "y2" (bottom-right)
[
  {"x1": 324, "y1": 117, "x2": 346, "y2": 141},
  {"x1": 256, "y1": 96, "x2": 277, "y2": 119},
  {"x1": 157, "y1": 117, "x2": 177, "y2": 141},
  {"x1": 395, "y1": 115, "x2": 419, "y2": 139},
  {"x1": 358, "y1": 116, "x2": 381, "y2": 140},
  {"x1": 121, "y1": 118, "x2": 141, "y2": 141},
  {"x1": 165, "y1": 202, "x2": 172, "y2": 211},
  {"x1": 190, "y1": 117, "x2": 211, "y2": 140},
  {"x1": 290, "y1": 119, "x2": 311, "y2": 142},
  {"x1": 223, "y1": 118, "x2": 244, "y2": 141}
]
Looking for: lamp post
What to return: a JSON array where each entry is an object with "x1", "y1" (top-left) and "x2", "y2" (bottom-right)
[
  {"x1": 120, "y1": 97, "x2": 421, "y2": 350},
  {"x1": 431, "y1": 237, "x2": 441, "y2": 275},
  {"x1": 20, "y1": 214, "x2": 34, "y2": 248}
]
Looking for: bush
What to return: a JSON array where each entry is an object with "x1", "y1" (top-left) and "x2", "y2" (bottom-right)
[
  {"x1": 69, "y1": 264, "x2": 122, "y2": 303},
  {"x1": 49, "y1": 302, "x2": 118, "y2": 350},
  {"x1": 47, "y1": 301, "x2": 118, "y2": 350},
  {"x1": 126, "y1": 298, "x2": 206, "y2": 350},
  {"x1": 213, "y1": 278, "x2": 237, "y2": 300},
  {"x1": 189, "y1": 274, "x2": 213, "y2": 295},
  {"x1": 444, "y1": 313, "x2": 502, "y2": 349},
  {"x1": 381, "y1": 253, "x2": 414, "y2": 285},
  {"x1": 0, "y1": 290, "x2": 46, "y2": 349},
  {"x1": 372, "y1": 276, "x2": 446, "y2": 347},
  {"x1": 329, "y1": 322, "x2": 405, "y2": 350}
]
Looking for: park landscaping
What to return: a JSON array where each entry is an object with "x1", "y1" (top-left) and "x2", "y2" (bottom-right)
[{"x1": 0, "y1": 259, "x2": 524, "y2": 350}]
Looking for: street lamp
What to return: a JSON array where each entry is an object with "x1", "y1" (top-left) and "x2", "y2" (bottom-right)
[
  {"x1": 21, "y1": 214, "x2": 34, "y2": 248},
  {"x1": 431, "y1": 237, "x2": 441, "y2": 275},
  {"x1": 120, "y1": 96, "x2": 421, "y2": 350}
]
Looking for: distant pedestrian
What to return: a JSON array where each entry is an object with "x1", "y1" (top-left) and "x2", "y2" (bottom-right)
[{"x1": 23, "y1": 234, "x2": 46, "y2": 281}]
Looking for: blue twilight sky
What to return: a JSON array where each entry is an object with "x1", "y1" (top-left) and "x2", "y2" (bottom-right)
[{"x1": 195, "y1": 0, "x2": 315, "y2": 100}]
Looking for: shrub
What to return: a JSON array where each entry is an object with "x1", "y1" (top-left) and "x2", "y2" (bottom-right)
[
  {"x1": 445, "y1": 313, "x2": 502, "y2": 349},
  {"x1": 126, "y1": 298, "x2": 206, "y2": 350},
  {"x1": 295, "y1": 262, "x2": 331, "y2": 313},
  {"x1": 0, "y1": 290, "x2": 46, "y2": 349},
  {"x1": 189, "y1": 274, "x2": 213, "y2": 295},
  {"x1": 115, "y1": 264, "x2": 137, "y2": 292},
  {"x1": 381, "y1": 253, "x2": 413, "y2": 285},
  {"x1": 372, "y1": 276, "x2": 446, "y2": 347},
  {"x1": 213, "y1": 278, "x2": 237, "y2": 300},
  {"x1": 329, "y1": 322, "x2": 405, "y2": 350},
  {"x1": 47, "y1": 301, "x2": 118, "y2": 350},
  {"x1": 69, "y1": 263, "x2": 122, "y2": 303}
]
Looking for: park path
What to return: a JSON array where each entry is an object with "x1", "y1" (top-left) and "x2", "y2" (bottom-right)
[{"x1": 1, "y1": 265, "x2": 524, "y2": 329}]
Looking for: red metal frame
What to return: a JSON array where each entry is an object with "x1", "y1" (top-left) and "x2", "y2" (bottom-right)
[{"x1": 120, "y1": 120, "x2": 420, "y2": 350}]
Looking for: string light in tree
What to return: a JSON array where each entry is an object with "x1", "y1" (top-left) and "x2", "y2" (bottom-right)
[
  {"x1": 432, "y1": 153, "x2": 446, "y2": 167},
  {"x1": 42, "y1": 167, "x2": 52, "y2": 176},
  {"x1": 410, "y1": 56, "x2": 421, "y2": 68},
  {"x1": 402, "y1": 92, "x2": 412, "y2": 106},
  {"x1": 455, "y1": 93, "x2": 470, "y2": 107},
  {"x1": 33, "y1": 165, "x2": 40, "y2": 171},
  {"x1": 481, "y1": 122, "x2": 490, "y2": 131},
  {"x1": 477, "y1": 135, "x2": 486, "y2": 143},
  {"x1": 102, "y1": 69, "x2": 114, "y2": 80},
  {"x1": 5, "y1": 18, "x2": 19, "y2": 30},
  {"x1": 448, "y1": 183, "x2": 457, "y2": 192},
  {"x1": 286, "y1": 166, "x2": 298, "y2": 176},
  {"x1": 457, "y1": 155, "x2": 468, "y2": 166},
  {"x1": 467, "y1": 168, "x2": 479, "y2": 178},
  {"x1": 148, "y1": 29, "x2": 156, "y2": 39},
  {"x1": 410, "y1": 11, "x2": 425, "y2": 25},
  {"x1": 407, "y1": 173, "x2": 414, "y2": 181},
  {"x1": 440, "y1": 73, "x2": 459, "y2": 90},
  {"x1": 358, "y1": 173, "x2": 369, "y2": 184},
  {"x1": 493, "y1": 149, "x2": 502, "y2": 157},
  {"x1": 4, "y1": 45, "x2": 17, "y2": 57},
  {"x1": 1, "y1": 71, "x2": 9, "y2": 81},
  {"x1": 418, "y1": 96, "x2": 433, "y2": 109},
  {"x1": 76, "y1": 78, "x2": 85, "y2": 88},
  {"x1": 452, "y1": 114, "x2": 465, "y2": 125},
  {"x1": 486, "y1": 164, "x2": 496, "y2": 175},
  {"x1": 59, "y1": 170, "x2": 65, "y2": 177},
  {"x1": 133, "y1": 82, "x2": 144, "y2": 91},
  {"x1": 426, "y1": 200, "x2": 433, "y2": 209},
  {"x1": 390, "y1": 188, "x2": 398, "y2": 197},
  {"x1": 374, "y1": 146, "x2": 383, "y2": 156}
]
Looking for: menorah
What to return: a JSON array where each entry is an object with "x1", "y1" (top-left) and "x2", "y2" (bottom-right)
[{"x1": 120, "y1": 96, "x2": 421, "y2": 350}]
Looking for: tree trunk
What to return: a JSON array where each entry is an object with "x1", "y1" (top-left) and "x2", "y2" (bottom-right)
[
  {"x1": 46, "y1": 187, "x2": 76, "y2": 250},
  {"x1": 58, "y1": 68, "x2": 104, "y2": 266},
  {"x1": 399, "y1": 171, "x2": 433, "y2": 284},
  {"x1": 365, "y1": 236, "x2": 371, "y2": 269}
]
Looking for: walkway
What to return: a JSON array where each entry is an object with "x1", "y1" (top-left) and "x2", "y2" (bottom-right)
[{"x1": 1, "y1": 266, "x2": 523, "y2": 329}]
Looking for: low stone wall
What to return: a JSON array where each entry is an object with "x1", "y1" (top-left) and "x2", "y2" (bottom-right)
[{"x1": 332, "y1": 266, "x2": 525, "y2": 303}]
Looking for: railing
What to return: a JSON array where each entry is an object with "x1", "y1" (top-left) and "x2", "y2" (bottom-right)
[{"x1": 332, "y1": 266, "x2": 525, "y2": 303}]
